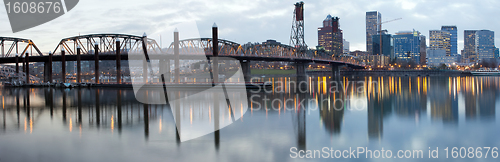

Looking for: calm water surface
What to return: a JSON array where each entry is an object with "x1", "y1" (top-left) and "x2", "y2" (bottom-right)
[{"x1": 1, "y1": 75, "x2": 499, "y2": 162}]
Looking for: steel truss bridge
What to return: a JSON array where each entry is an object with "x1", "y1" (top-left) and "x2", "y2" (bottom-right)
[
  {"x1": 52, "y1": 34, "x2": 162, "y2": 55},
  {"x1": 163, "y1": 38, "x2": 359, "y2": 65},
  {"x1": 0, "y1": 34, "x2": 363, "y2": 83}
]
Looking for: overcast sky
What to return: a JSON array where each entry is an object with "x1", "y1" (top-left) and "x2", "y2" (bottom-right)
[{"x1": 1, "y1": 0, "x2": 499, "y2": 54}]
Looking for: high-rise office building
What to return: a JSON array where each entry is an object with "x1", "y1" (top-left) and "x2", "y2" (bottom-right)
[
  {"x1": 495, "y1": 48, "x2": 499, "y2": 58},
  {"x1": 343, "y1": 39, "x2": 349, "y2": 54},
  {"x1": 419, "y1": 35, "x2": 427, "y2": 65},
  {"x1": 372, "y1": 33, "x2": 393, "y2": 58},
  {"x1": 318, "y1": 14, "x2": 343, "y2": 56},
  {"x1": 463, "y1": 30, "x2": 477, "y2": 62},
  {"x1": 393, "y1": 31, "x2": 421, "y2": 64},
  {"x1": 429, "y1": 30, "x2": 451, "y2": 55},
  {"x1": 366, "y1": 11, "x2": 381, "y2": 55},
  {"x1": 441, "y1": 26, "x2": 458, "y2": 55},
  {"x1": 475, "y1": 30, "x2": 495, "y2": 60}
]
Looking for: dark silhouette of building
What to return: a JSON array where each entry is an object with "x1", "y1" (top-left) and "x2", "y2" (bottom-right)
[{"x1": 318, "y1": 15, "x2": 343, "y2": 56}]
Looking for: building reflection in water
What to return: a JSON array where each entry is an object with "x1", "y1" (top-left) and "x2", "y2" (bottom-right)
[{"x1": 0, "y1": 76, "x2": 499, "y2": 151}]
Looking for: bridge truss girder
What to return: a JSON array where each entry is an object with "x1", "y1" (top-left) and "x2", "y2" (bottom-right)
[
  {"x1": 52, "y1": 34, "x2": 162, "y2": 55},
  {"x1": 165, "y1": 38, "x2": 299, "y2": 58},
  {"x1": 0, "y1": 37, "x2": 43, "y2": 57}
]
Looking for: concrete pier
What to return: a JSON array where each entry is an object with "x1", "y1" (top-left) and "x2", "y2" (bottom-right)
[
  {"x1": 174, "y1": 29, "x2": 180, "y2": 83},
  {"x1": 240, "y1": 60, "x2": 251, "y2": 82},
  {"x1": 94, "y1": 43, "x2": 99, "y2": 84},
  {"x1": 77, "y1": 46, "x2": 81, "y2": 83},
  {"x1": 116, "y1": 39, "x2": 121, "y2": 84},
  {"x1": 25, "y1": 52, "x2": 29, "y2": 83},
  {"x1": 61, "y1": 49, "x2": 65, "y2": 83}
]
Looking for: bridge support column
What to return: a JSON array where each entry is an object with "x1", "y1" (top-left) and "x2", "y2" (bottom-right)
[
  {"x1": 331, "y1": 64, "x2": 340, "y2": 77},
  {"x1": 25, "y1": 52, "x2": 29, "y2": 84},
  {"x1": 174, "y1": 29, "x2": 180, "y2": 83},
  {"x1": 212, "y1": 23, "x2": 220, "y2": 150},
  {"x1": 239, "y1": 60, "x2": 251, "y2": 82},
  {"x1": 116, "y1": 39, "x2": 121, "y2": 84},
  {"x1": 48, "y1": 52, "x2": 52, "y2": 82},
  {"x1": 160, "y1": 59, "x2": 170, "y2": 82},
  {"x1": 94, "y1": 43, "x2": 99, "y2": 84},
  {"x1": 22, "y1": 55, "x2": 25, "y2": 73},
  {"x1": 296, "y1": 62, "x2": 307, "y2": 77},
  {"x1": 44, "y1": 61, "x2": 51, "y2": 83},
  {"x1": 296, "y1": 62, "x2": 307, "y2": 91},
  {"x1": 61, "y1": 49, "x2": 66, "y2": 83},
  {"x1": 44, "y1": 51, "x2": 52, "y2": 83},
  {"x1": 77, "y1": 46, "x2": 81, "y2": 83},
  {"x1": 212, "y1": 23, "x2": 219, "y2": 84},
  {"x1": 15, "y1": 54, "x2": 19, "y2": 79},
  {"x1": 142, "y1": 34, "x2": 148, "y2": 84}
]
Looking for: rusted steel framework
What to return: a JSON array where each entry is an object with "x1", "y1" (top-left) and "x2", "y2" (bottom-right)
[
  {"x1": 0, "y1": 65, "x2": 40, "y2": 83},
  {"x1": 243, "y1": 43, "x2": 298, "y2": 58},
  {"x1": 0, "y1": 37, "x2": 43, "y2": 57},
  {"x1": 52, "y1": 34, "x2": 161, "y2": 55},
  {"x1": 165, "y1": 38, "x2": 243, "y2": 55},
  {"x1": 165, "y1": 38, "x2": 302, "y2": 58}
]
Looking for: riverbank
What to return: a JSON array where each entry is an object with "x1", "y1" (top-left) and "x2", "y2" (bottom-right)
[
  {"x1": 252, "y1": 69, "x2": 472, "y2": 77},
  {"x1": 4, "y1": 82, "x2": 271, "y2": 89},
  {"x1": 341, "y1": 70, "x2": 472, "y2": 76}
]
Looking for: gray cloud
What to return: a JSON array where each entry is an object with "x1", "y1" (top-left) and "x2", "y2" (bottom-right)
[{"x1": 0, "y1": 0, "x2": 498, "y2": 54}]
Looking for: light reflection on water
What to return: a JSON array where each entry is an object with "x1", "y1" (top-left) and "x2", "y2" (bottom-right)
[{"x1": 0, "y1": 75, "x2": 499, "y2": 162}]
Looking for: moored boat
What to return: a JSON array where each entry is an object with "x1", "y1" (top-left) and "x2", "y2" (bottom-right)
[{"x1": 471, "y1": 69, "x2": 500, "y2": 76}]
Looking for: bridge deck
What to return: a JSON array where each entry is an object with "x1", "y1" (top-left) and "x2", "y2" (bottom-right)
[{"x1": 0, "y1": 54, "x2": 364, "y2": 69}]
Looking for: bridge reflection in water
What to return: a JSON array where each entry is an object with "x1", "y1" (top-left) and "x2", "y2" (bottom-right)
[{"x1": 1, "y1": 75, "x2": 499, "y2": 161}]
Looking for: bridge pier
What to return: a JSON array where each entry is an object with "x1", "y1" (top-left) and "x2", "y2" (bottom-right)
[
  {"x1": 212, "y1": 23, "x2": 219, "y2": 84},
  {"x1": 61, "y1": 49, "x2": 66, "y2": 83},
  {"x1": 296, "y1": 62, "x2": 308, "y2": 91},
  {"x1": 212, "y1": 23, "x2": 220, "y2": 150},
  {"x1": 44, "y1": 61, "x2": 51, "y2": 83},
  {"x1": 48, "y1": 52, "x2": 52, "y2": 82},
  {"x1": 160, "y1": 59, "x2": 170, "y2": 82},
  {"x1": 77, "y1": 46, "x2": 81, "y2": 83},
  {"x1": 94, "y1": 43, "x2": 99, "y2": 84},
  {"x1": 25, "y1": 52, "x2": 29, "y2": 84},
  {"x1": 142, "y1": 34, "x2": 148, "y2": 84},
  {"x1": 239, "y1": 60, "x2": 251, "y2": 82},
  {"x1": 22, "y1": 55, "x2": 25, "y2": 73},
  {"x1": 331, "y1": 64, "x2": 340, "y2": 77},
  {"x1": 43, "y1": 52, "x2": 52, "y2": 83},
  {"x1": 15, "y1": 54, "x2": 18, "y2": 79},
  {"x1": 116, "y1": 39, "x2": 121, "y2": 84},
  {"x1": 296, "y1": 62, "x2": 307, "y2": 77},
  {"x1": 174, "y1": 29, "x2": 180, "y2": 83}
]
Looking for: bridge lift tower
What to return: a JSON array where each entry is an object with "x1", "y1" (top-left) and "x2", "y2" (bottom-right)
[
  {"x1": 374, "y1": 18, "x2": 402, "y2": 56},
  {"x1": 290, "y1": 1, "x2": 307, "y2": 56}
]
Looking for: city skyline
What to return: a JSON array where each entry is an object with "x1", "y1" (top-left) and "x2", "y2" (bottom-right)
[{"x1": 0, "y1": 0, "x2": 499, "y2": 54}]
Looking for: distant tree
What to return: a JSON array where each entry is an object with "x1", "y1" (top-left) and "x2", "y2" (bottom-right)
[
  {"x1": 479, "y1": 58, "x2": 499, "y2": 68},
  {"x1": 438, "y1": 63, "x2": 447, "y2": 70}
]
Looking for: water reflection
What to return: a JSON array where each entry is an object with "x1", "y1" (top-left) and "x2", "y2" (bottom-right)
[{"x1": 0, "y1": 76, "x2": 499, "y2": 161}]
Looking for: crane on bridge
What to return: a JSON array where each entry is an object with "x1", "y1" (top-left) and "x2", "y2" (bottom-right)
[{"x1": 373, "y1": 18, "x2": 402, "y2": 56}]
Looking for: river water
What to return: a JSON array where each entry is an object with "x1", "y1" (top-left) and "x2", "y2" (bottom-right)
[{"x1": 0, "y1": 75, "x2": 499, "y2": 162}]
